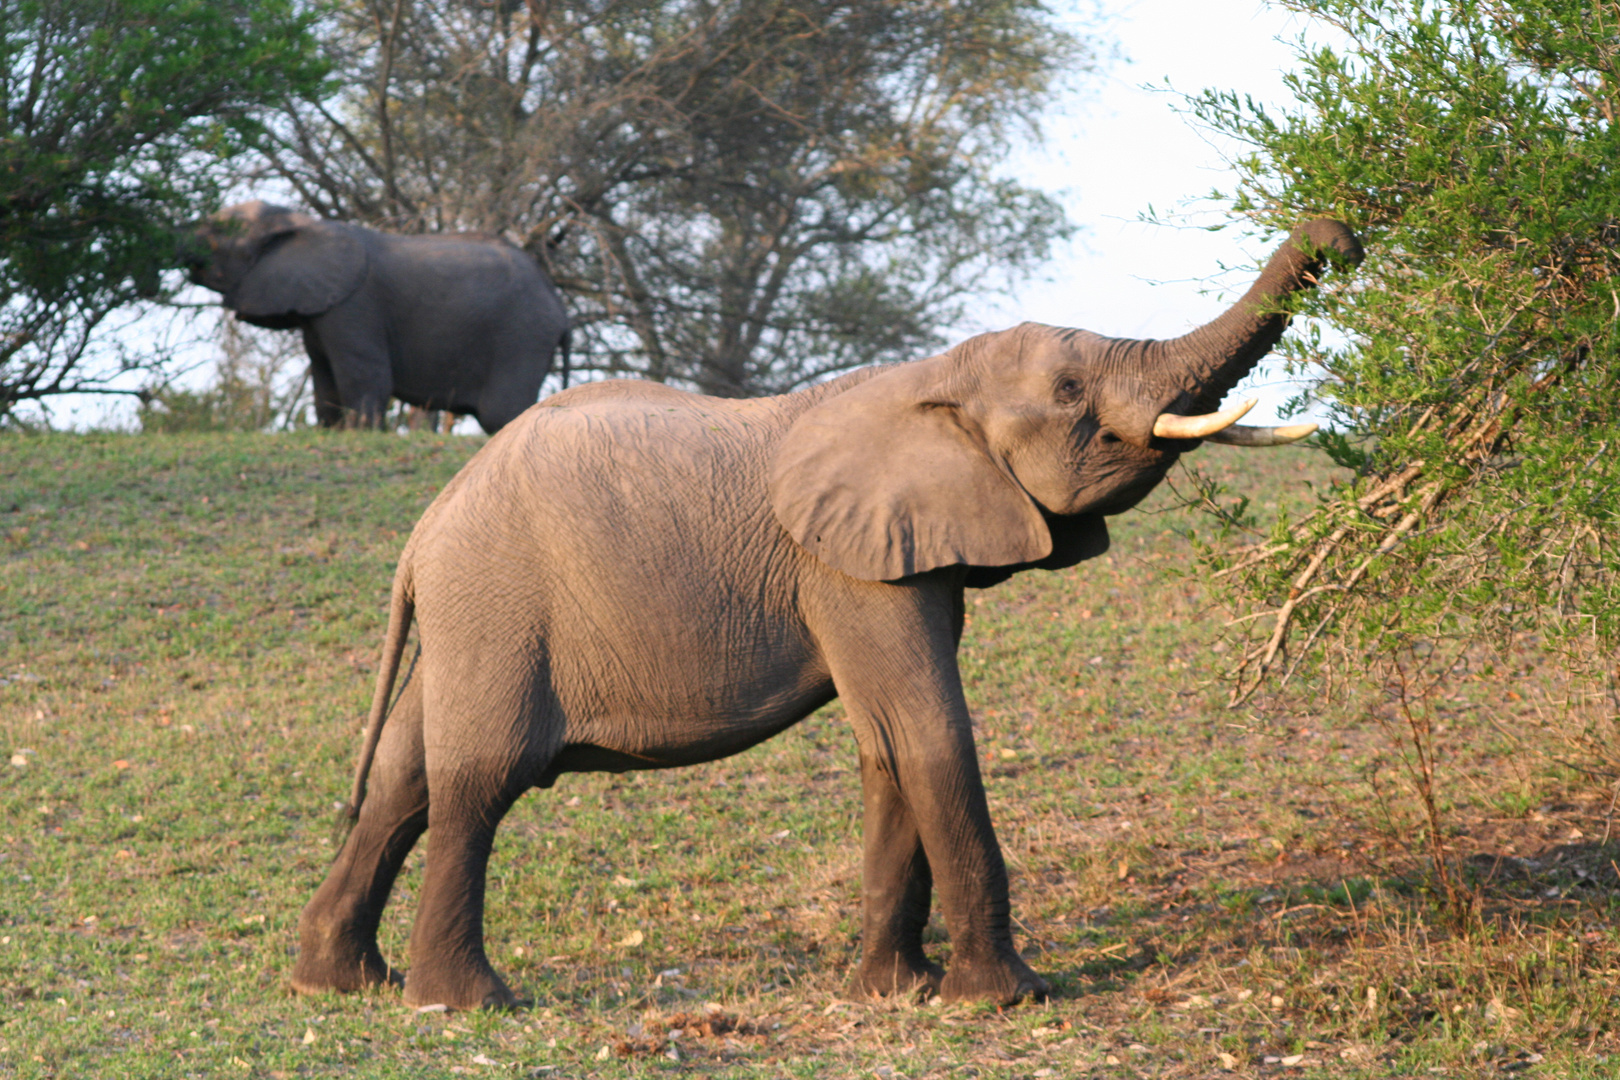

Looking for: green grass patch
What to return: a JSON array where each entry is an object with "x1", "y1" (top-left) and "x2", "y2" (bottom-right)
[{"x1": 2, "y1": 432, "x2": 1617, "y2": 1076}]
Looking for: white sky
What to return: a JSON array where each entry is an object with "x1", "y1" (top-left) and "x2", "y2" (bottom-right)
[
  {"x1": 42, "y1": 0, "x2": 1326, "y2": 430},
  {"x1": 978, "y1": 0, "x2": 1325, "y2": 425}
]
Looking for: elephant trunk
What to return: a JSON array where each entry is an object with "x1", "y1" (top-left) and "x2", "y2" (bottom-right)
[{"x1": 1135, "y1": 219, "x2": 1363, "y2": 425}]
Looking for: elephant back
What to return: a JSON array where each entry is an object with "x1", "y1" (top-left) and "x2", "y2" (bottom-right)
[{"x1": 230, "y1": 221, "x2": 368, "y2": 320}]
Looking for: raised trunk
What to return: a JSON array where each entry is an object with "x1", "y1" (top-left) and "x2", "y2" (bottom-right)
[{"x1": 1141, "y1": 219, "x2": 1362, "y2": 415}]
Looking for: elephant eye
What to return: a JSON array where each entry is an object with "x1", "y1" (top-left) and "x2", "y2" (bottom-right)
[{"x1": 1055, "y1": 378, "x2": 1082, "y2": 405}]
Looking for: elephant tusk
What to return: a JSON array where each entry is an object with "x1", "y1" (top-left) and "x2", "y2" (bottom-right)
[
  {"x1": 1151, "y1": 398, "x2": 1256, "y2": 440},
  {"x1": 1202, "y1": 421, "x2": 1320, "y2": 447}
]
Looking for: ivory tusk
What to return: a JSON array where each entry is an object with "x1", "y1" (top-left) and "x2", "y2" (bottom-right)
[
  {"x1": 1151, "y1": 398, "x2": 1257, "y2": 440},
  {"x1": 1202, "y1": 422, "x2": 1320, "y2": 447}
]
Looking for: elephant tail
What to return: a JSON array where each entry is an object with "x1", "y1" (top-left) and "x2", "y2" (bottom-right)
[
  {"x1": 557, "y1": 328, "x2": 571, "y2": 390},
  {"x1": 343, "y1": 555, "x2": 417, "y2": 823}
]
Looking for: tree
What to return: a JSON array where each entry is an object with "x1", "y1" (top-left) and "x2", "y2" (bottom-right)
[
  {"x1": 264, "y1": 0, "x2": 1086, "y2": 396},
  {"x1": 0, "y1": 0, "x2": 326, "y2": 420},
  {"x1": 1187, "y1": 0, "x2": 1620, "y2": 712}
]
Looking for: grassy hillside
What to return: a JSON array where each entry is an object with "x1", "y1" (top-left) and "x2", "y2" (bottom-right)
[{"x1": 1, "y1": 432, "x2": 1615, "y2": 1078}]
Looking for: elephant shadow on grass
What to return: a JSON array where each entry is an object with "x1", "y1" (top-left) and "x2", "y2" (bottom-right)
[{"x1": 1025, "y1": 829, "x2": 1620, "y2": 1016}]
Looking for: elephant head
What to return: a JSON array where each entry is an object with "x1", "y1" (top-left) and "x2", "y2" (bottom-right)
[
  {"x1": 189, "y1": 200, "x2": 367, "y2": 325},
  {"x1": 770, "y1": 219, "x2": 1363, "y2": 582}
]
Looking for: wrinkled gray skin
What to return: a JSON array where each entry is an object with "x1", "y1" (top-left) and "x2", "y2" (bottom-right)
[
  {"x1": 189, "y1": 201, "x2": 570, "y2": 434},
  {"x1": 291, "y1": 221, "x2": 1362, "y2": 1010}
]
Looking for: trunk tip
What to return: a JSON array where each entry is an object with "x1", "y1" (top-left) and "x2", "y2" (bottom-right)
[{"x1": 1291, "y1": 219, "x2": 1364, "y2": 272}]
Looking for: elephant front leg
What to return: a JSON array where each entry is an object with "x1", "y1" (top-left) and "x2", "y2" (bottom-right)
[
  {"x1": 292, "y1": 679, "x2": 428, "y2": 995},
  {"x1": 857, "y1": 723, "x2": 1049, "y2": 1006},
  {"x1": 912, "y1": 750, "x2": 1050, "y2": 1005},
  {"x1": 825, "y1": 594, "x2": 1049, "y2": 1006},
  {"x1": 853, "y1": 753, "x2": 943, "y2": 1000}
]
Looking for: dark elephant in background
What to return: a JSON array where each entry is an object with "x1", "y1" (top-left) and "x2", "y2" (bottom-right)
[
  {"x1": 189, "y1": 201, "x2": 570, "y2": 434},
  {"x1": 291, "y1": 221, "x2": 1363, "y2": 1011}
]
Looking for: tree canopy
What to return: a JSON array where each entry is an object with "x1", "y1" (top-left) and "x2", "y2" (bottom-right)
[
  {"x1": 0, "y1": 0, "x2": 327, "y2": 419},
  {"x1": 1187, "y1": 0, "x2": 1620, "y2": 705},
  {"x1": 265, "y1": 0, "x2": 1087, "y2": 395}
]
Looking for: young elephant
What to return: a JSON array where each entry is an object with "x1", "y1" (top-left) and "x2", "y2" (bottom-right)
[{"x1": 292, "y1": 221, "x2": 1362, "y2": 1010}]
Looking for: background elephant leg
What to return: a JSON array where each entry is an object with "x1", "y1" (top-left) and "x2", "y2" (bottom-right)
[
  {"x1": 472, "y1": 351, "x2": 548, "y2": 434},
  {"x1": 291, "y1": 676, "x2": 428, "y2": 995},
  {"x1": 853, "y1": 753, "x2": 943, "y2": 999},
  {"x1": 403, "y1": 761, "x2": 528, "y2": 1010},
  {"x1": 307, "y1": 314, "x2": 392, "y2": 428},
  {"x1": 302, "y1": 329, "x2": 346, "y2": 429}
]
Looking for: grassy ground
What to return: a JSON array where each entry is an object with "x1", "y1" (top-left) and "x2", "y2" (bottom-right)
[{"x1": 2, "y1": 432, "x2": 1617, "y2": 1078}]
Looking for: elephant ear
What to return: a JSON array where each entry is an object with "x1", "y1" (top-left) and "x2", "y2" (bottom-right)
[
  {"x1": 230, "y1": 221, "x2": 367, "y2": 319},
  {"x1": 769, "y1": 356, "x2": 1052, "y2": 582}
]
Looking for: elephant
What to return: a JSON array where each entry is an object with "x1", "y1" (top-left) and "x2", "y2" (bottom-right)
[
  {"x1": 187, "y1": 201, "x2": 570, "y2": 434},
  {"x1": 290, "y1": 220, "x2": 1363, "y2": 1011}
]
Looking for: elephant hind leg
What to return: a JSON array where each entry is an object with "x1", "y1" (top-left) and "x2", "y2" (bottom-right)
[
  {"x1": 401, "y1": 753, "x2": 536, "y2": 1011},
  {"x1": 852, "y1": 752, "x2": 944, "y2": 1001},
  {"x1": 291, "y1": 677, "x2": 428, "y2": 996}
]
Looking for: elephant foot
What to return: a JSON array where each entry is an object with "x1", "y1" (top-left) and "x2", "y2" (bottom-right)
[
  {"x1": 402, "y1": 956, "x2": 518, "y2": 1012},
  {"x1": 290, "y1": 914, "x2": 400, "y2": 996},
  {"x1": 852, "y1": 953, "x2": 945, "y2": 1002},
  {"x1": 940, "y1": 948, "x2": 1049, "y2": 1006}
]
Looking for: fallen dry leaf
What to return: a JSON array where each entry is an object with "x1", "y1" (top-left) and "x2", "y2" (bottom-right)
[{"x1": 1485, "y1": 998, "x2": 1525, "y2": 1024}]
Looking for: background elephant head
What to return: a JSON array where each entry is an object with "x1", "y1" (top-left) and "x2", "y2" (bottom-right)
[{"x1": 188, "y1": 201, "x2": 367, "y2": 328}]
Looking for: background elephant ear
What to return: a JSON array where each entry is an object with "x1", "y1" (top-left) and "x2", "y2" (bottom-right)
[
  {"x1": 230, "y1": 221, "x2": 367, "y2": 319},
  {"x1": 769, "y1": 358, "x2": 1052, "y2": 581}
]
